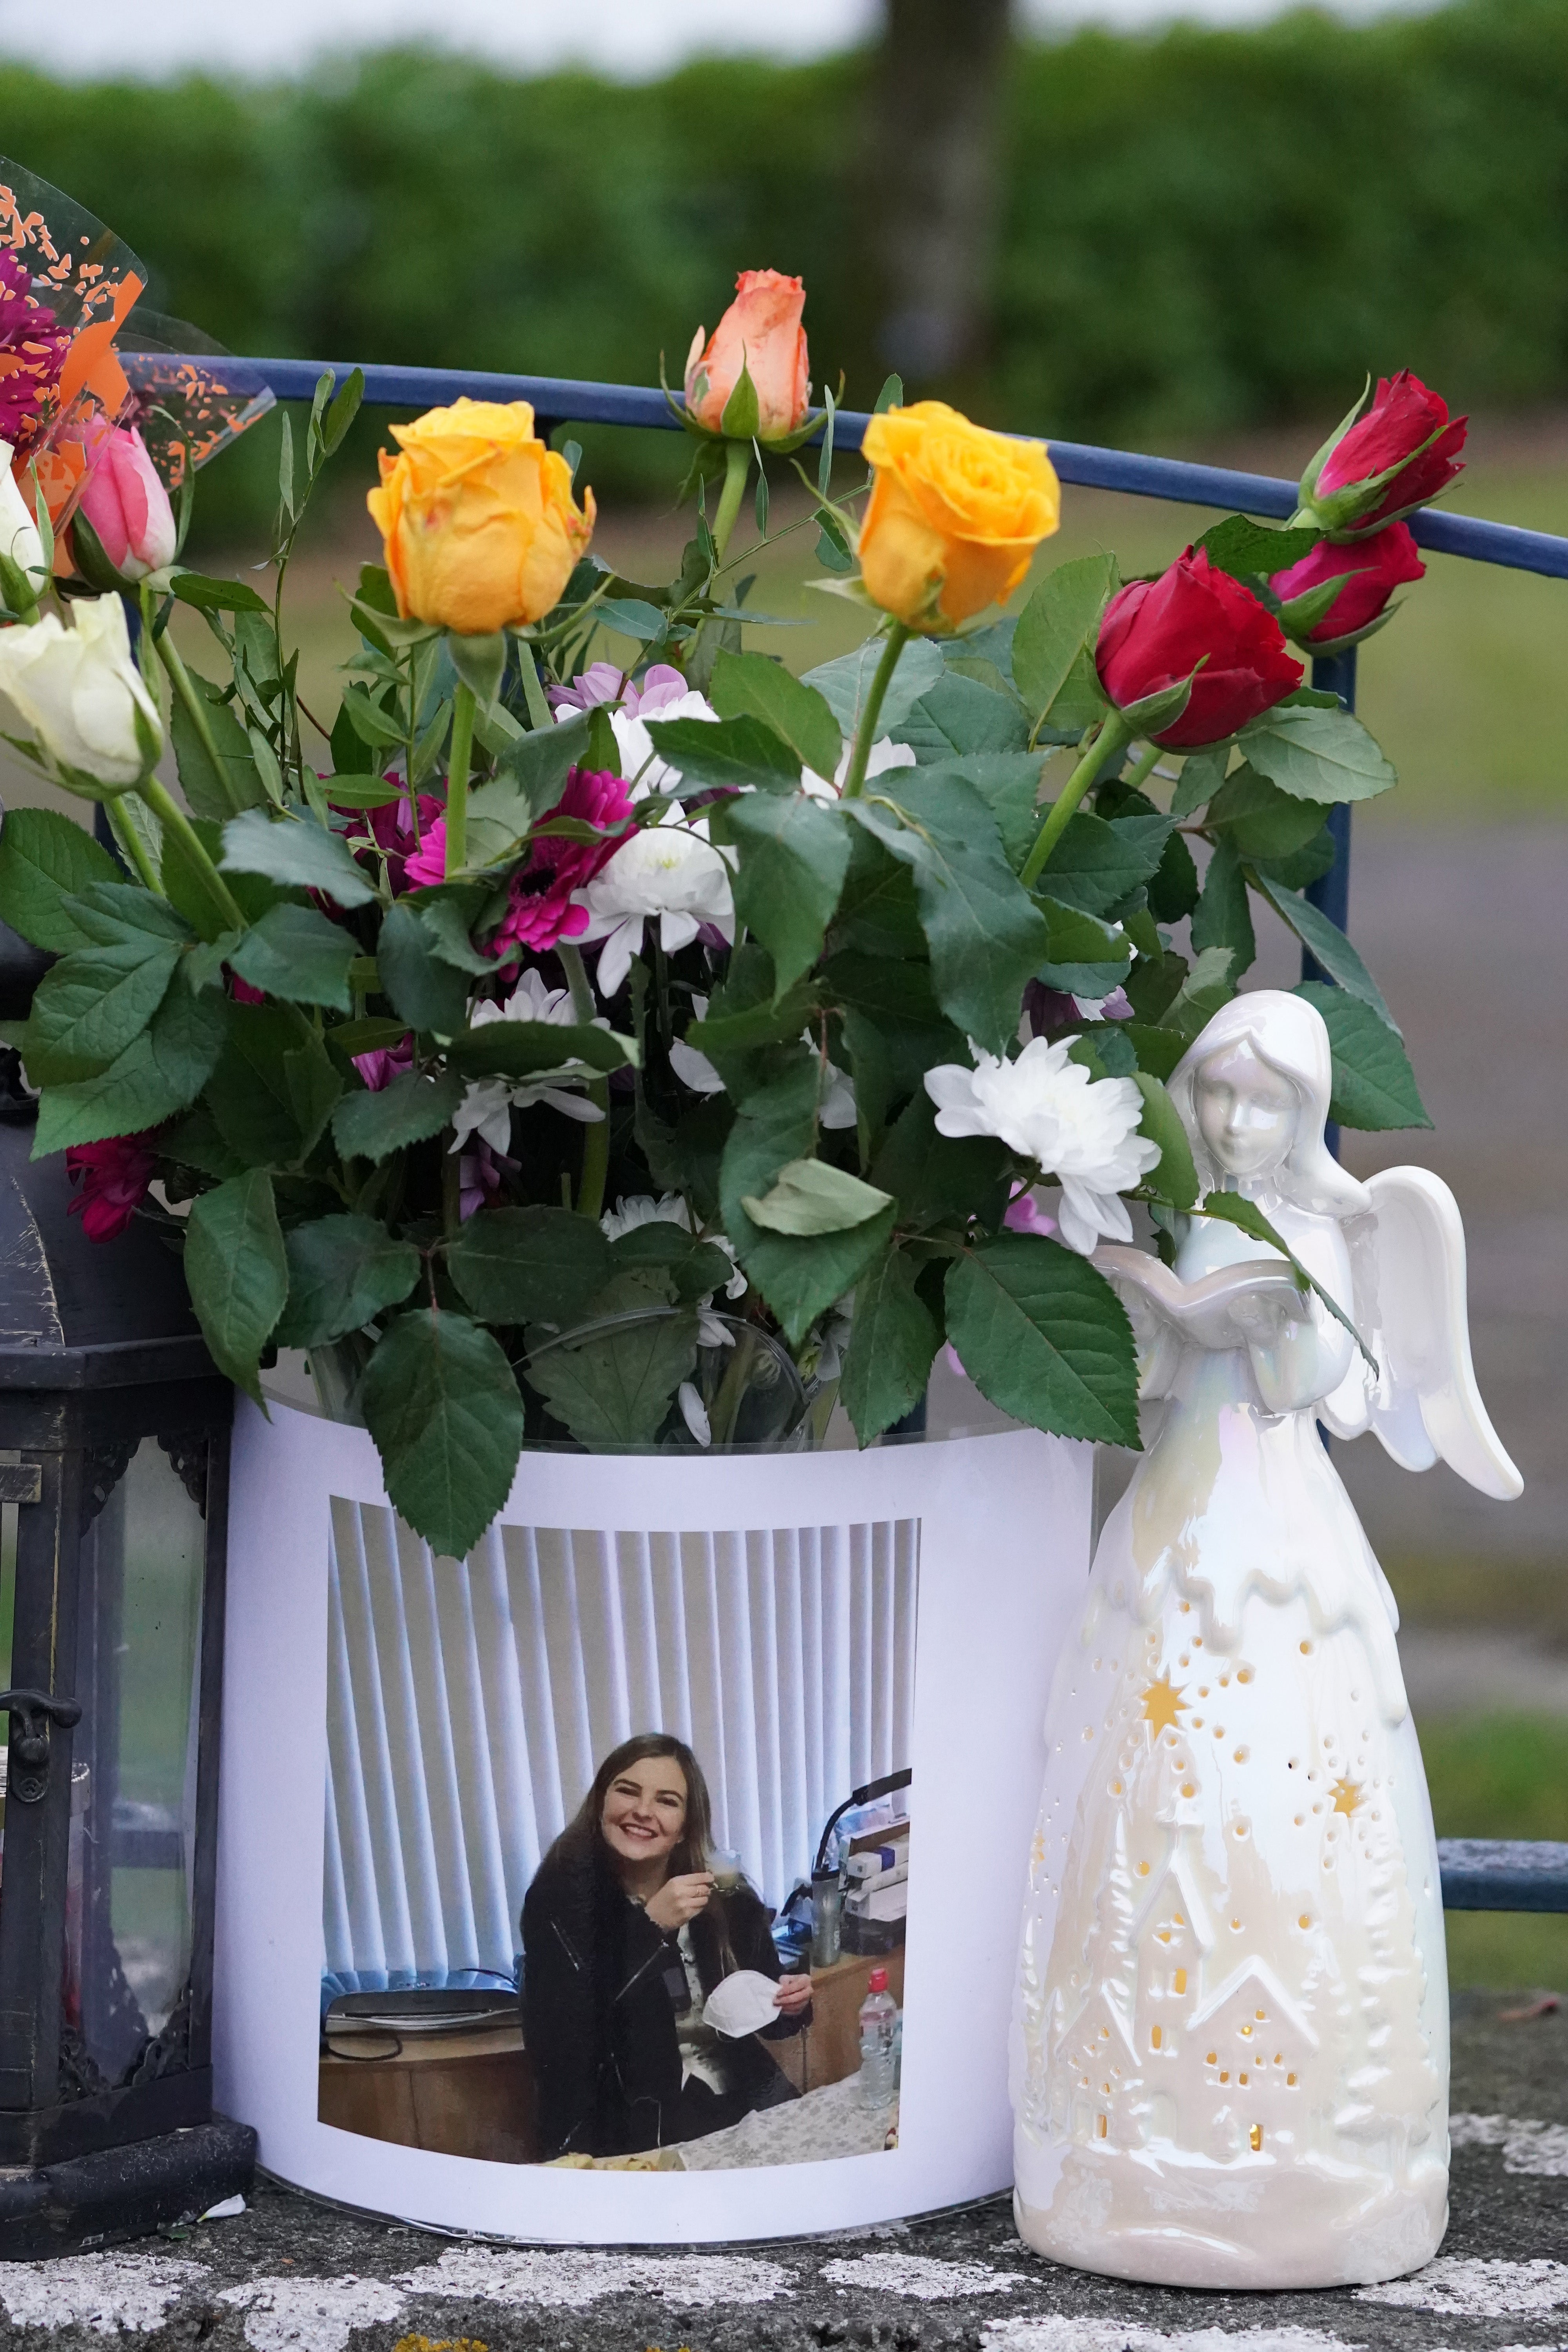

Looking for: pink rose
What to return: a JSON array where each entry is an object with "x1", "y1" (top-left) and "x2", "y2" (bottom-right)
[
  {"x1": 76, "y1": 422, "x2": 178, "y2": 581},
  {"x1": 684, "y1": 270, "x2": 811, "y2": 443}
]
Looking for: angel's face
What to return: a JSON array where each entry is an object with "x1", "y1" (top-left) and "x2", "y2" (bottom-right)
[{"x1": 1193, "y1": 1042, "x2": 1298, "y2": 1181}]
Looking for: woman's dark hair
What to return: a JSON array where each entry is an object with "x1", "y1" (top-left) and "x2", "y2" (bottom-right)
[
  {"x1": 549, "y1": 1732, "x2": 716, "y2": 1883},
  {"x1": 543, "y1": 1732, "x2": 737, "y2": 1976}
]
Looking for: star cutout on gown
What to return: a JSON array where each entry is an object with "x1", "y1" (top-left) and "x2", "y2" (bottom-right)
[
  {"x1": 1330, "y1": 1776, "x2": 1362, "y2": 1816},
  {"x1": 1141, "y1": 1675, "x2": 1187, "y2": 1736}
]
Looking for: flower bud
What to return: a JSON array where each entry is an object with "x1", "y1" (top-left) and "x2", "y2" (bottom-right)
[
  {"x1": 684, "y1": 270, "x2": 811, "y2": 443},
  {"x1": 76, "y1": 421, "x2": 178, "y2": 583},
  {"x1": 1096, "y1": 548, "x2": 1302, "y2": 748},
  {"x1": 0, "y1": 593, "x2": 162, "y2": 793}
]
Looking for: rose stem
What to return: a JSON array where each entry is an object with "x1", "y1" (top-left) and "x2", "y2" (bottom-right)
[
  {"x1": 149, "y1": 621, "x2": 245, "y2": 817},
  {"x1": 1019, "y1": 710, "x2": 1134, "y2": 890},
  {"x1": 135, "y1": 778, "x2": 247, "y2": 930},
  {"x1": 558, "y1": 941, "x2": 611, "y2": 1222},
  {"x1": 1122, "y1": 742, "x2": 1162, "y2": 795},
  {"x1": 709, "y1": 439, "x2": 752, "y2": 565},
  {"x1": 838, "y1": 621, "x2": 911, "y2": 801},
  {"x1": 444, "y1": 681, "x2": 475, "y2": 877}
]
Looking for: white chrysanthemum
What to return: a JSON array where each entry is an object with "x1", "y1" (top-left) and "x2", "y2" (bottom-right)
[
  {"x1": 449, "y1": 967, "x2": 607, "y2": 1153},
  {"x1": 924, "y1": 1036, "x2": 1160, "y2": 1256},
  {"x1": 607, "y1": 688, "x2": 720, "y2": 800},
  {"x1": 600, "y1": 1192, "x2": 746, "y2": 1303},
  {"x1": 574, "y1": 811, "x2": 736, "y2": 998},
  {"x1": 800, "y1": 735, "x2": 916, "y2": 802}
]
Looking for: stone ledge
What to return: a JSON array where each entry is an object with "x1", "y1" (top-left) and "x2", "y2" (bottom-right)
[{"x1": 1, "y1": 1994, "x2": 1564, "y2": 2352}]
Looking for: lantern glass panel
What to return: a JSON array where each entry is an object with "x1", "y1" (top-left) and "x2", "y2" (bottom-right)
[{"x1": 69, "y1": 1438, "x2": 205, "y2": 2089}]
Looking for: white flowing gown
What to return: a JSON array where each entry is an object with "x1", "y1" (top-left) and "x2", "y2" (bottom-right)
[{"x1": 1011, "y1": 1202, "x2": 1450, "y2": 2290}]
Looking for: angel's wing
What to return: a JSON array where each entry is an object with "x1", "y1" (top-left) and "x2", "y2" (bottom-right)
[{"x1": 1321, "y1": 1166, "x2": 1521, "y2": 1499}]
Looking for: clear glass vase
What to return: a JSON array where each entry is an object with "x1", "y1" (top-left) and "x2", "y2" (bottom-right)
[{"x1": 522, "y1": 1307, "x2": 816, "y2": 1453}]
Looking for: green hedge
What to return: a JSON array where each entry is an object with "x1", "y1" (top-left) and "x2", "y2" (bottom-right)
[{"x1": 5, "y1": 0, "x2": 1567, "y2": 540}]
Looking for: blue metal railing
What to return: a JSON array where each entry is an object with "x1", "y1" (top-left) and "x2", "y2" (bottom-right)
[{"x1": 227, "y1": 358, "x2": 1568, "y2": 1917}]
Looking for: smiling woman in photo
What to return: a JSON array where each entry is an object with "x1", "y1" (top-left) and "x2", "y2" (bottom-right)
[{"x1": 522, "y1": 1733, "x2": 813, "y2": 2160}]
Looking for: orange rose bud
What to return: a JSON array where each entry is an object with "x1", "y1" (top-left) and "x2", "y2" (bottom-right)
[
  {"x1": 365, "y1": 397, "x2": 594, "y2": 635},
  {"x1": 859, "y1": 401, "x2": 1060, "y2": 634},
  {"x1": 684, "y1": 269, "x2": 811, "y2": 443}
]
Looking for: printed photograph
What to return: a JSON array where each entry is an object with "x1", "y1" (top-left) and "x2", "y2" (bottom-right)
[{"x1": 317, "y1": 1502, "x2": 916, "y2": 2170}]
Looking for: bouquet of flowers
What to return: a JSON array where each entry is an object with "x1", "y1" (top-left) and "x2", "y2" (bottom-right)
[{"x1": 0, "y1": 238, "x2": 1464, "y2": 1558}]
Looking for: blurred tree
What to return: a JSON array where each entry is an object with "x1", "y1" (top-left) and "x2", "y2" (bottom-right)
[{"x1": 866, "y1": 0, "x2": 1014, "y2": 392}]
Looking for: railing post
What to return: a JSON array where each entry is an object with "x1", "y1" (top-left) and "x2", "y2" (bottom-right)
[{"x1": 1303, "y1": 647, "x2": 1357, "y2": 1167}]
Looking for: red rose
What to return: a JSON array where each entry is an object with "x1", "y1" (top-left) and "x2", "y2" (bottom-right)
[
  {"x1": 1095, "y1": 548, "x2": 1303, "y2": 749},
  {"x1": 1270, "y1": 522, "x2": 1426, "y2": 647},
  {"x1": 1303, "y1": 372, "x2": 1466, "y2": 533},
  {"x1": 65, "y1": 1132, "x2": 158, "y2": 1243}
]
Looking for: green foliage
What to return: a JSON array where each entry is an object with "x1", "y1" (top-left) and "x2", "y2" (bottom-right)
[
  {"x1": 0, "y1": 809, "x2": 119, "y2": 950},
  {"x1": 448, "y1": 1205, "x2": 613, "y2": 1325},
  {"x1": 840, "y1": 1248, "x2": 941, "y2": 1444},
  {"x1": 276, "y1": 1212, "x2": 421, "y2": 1347},
  {"x1": 523, "y1": 1306, "x2": 699, "y2": 1450},
  {"x1": 1296, "y1": 982, "x2": 1433, "y2": 1131},
  {"x1": 361, "y1": 1310, "x2": 526, "y2": 1558},
  {"x1": 184, "y1": 1170, "x2": 288, "y2": 1402},
  {"x1": 944, "y1": 1236, "x2": 1140, "y2": 1446},
  {"x1": 332, "y1": 1068, "x2": 465, "y2": 1161}
]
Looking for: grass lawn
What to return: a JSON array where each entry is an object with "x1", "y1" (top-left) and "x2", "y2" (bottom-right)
[{"x1": 1422, "y1": 1711, "x2": 1568, "y2": 1991}]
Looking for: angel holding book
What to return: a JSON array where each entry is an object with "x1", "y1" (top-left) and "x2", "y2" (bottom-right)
[{"x1": 1012, "y1": 989, "x2": 1520, "y2": 2291}]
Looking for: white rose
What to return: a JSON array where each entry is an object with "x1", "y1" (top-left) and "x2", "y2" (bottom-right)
[
  {"x1": 0, "y1": 445, "x2": 45, "y2": 603},
  {"x1": 0, "y1": 593, "x2": 161, "y2": 793},
  {"x1": 925, "y1": 1035, "x2": 1160, "y2": 1256}
]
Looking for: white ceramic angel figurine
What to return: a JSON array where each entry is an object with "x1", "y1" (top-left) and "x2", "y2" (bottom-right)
[{"x1": 1011, "y1": 989, "x2": 1520, "y2": 2292}]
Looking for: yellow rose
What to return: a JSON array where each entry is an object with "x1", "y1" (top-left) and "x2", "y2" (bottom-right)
[
  {"x1": 858, "y1": 401, "x2": 1060, "y2": 633},
  {"x1": 365, "y1": 397, "x2": 595, "y2": 635}
]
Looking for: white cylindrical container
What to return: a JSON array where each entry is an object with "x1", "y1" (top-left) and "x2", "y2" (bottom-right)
[{"x1": 214, "y1": 1396, "x2": 1091, "y2": 2242}]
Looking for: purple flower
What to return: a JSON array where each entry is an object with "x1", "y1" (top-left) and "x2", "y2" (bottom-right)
[
  {"x1": 352, "y1": 1034, "x2": 414, "y2": 1092},
  {"x1": 0, "y1": 254, "x2": 70, "y2": 458},
  {"x1": 458, "y1": 1137, "x2": 515, "y2": 1221},
  {"x1": 547, "y1": 662, "x2": 689, "y2": 718}
]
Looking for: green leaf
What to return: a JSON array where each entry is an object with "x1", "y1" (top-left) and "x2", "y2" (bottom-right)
[
  {"x1": 1125, "y1": 1023, "x2": 1185, "y2": 1081},
  {"x1": 1189, "y1": 837, "x2": 1256, "y2": 975},
  {"x1": 1035, "y1": 896, "x2": 1133, "y2": 997},
  {"x1": 719, "y1": 359, "x2": 760, "y2": 442},
  {"x1": 417, "y1": 891, "x2": 495, "y2": 976},
  {"x1": 445, "y1": 1020, "x2": 631, "y2": 1081},
  {"x1": 376, "y1": 901, "x2": 470, "y2": 1036},
  {"x1": 331, "y1": 1066, "x2": 465, "y2": 1161},
  {"x1": 712, "y1": 789, "x2": 849, "y2": 995},
  {"x1": 826, "y1": 825, "x2": 925, "y2": 960},
  {"x1": 25, "y1": 934, "x2": 181, "y2": 1083},
  {"x1": 1207, "y1": 765, "x2": 1332, "y2": 860},
  {"x1": 1240, "y1": 704, "x2": 1396, "y2": 804},
  {"x1": 31, "y1": 965, "x2": 228, "y2": 1154},
  {"x1": 1295, "y1": 981, "x2": 1432, "y2": 1131},
  {"x1": 802, "y1": 637, "x2": 943, "y2": 740},
  {"x1": 276, "y1": 1213, "x2": 421, "y2": 1348},
  {"x1": 339, "y1": 686, "x2": 407, "y2": 750},
  {"x1": 867, "y1": 1091, "x2": 1010, "y2": 1230},
  {"x1": 742, "y1": 1155, "x2": 893, "y2": 1235},
  {"x1": 1170, "y1": 745, "x2": 1229, "y2": 819},
  {"x1": 220, "y1": 808, "x2": 375, "y2": 906},
  {"x1": 930, "y1": 752, "x2": 1044, "y2": 871},
  {"x1": 944, "y1": 1236, "x2": 1139, "y2": 1445},
  {"x1": 0, "y1": 808, "x2": 118, "y2": 950},
  {"x1": 169, "y1": 670, "x2": 267, "y2": 819},
  {"x1": 321, "y1": 367, "x2": 365, "y2": 457},
  {"x1": 448, "y1": 1205, "x2": 613, "y2": 1326},
  {"x1": 284, "y1": 1036, "x2": 343, "y2": 1160},
  {"x1": 227, "y1": 903, "x2": 359, "y2": 1011},
  {"x1": 492, "y1": 706, "x2": 596, "y2": 820},
  {"x1": 1131, "y1": 1070, "x2": 1198, "y2": 1208},
  {"x1": 1194, "y1": 515, "x2": 1321, "y2": 582},
  {"x1": 184, "y1": 1170, "x2": 288, "y2": 1403},
  {"x1": 1035, "y1": 809, "x2": 1172, "y2": 917},
  {"x1": 445, "y1": 629, "x2": 506, "y2": 711},
  {"x1": 523, "y1": 1307, "x2": 698, "y2": 1450},
  {"x1": 205, "y1": 1001, "x2": 327, "y2": 1167},
  {"x1": 609, "y1": 1223, "x2": 732, "y2": 1304},
  {"x1": 168, "y1": 569, "x2": 271, "y2": 615},
  {"x1": 850, "y1": 772, "x2": 1050, "y2": 1057},
  {"x1": 643, "y1": 713, "x2": 799, "y2": 792},
  {"x1": 893, "y1": 671, "x2": 1030, "y2": 762},
  {"x1": 1147, "y1": 827, "x2": 1200, "y2": 923},
  {"x1": 1196, "y1": 1189, "x2": 1376, "y2": 1372},
  {"x1": 1251, "y1": 875, "x2": 1394, "y2": 1027},
  {"x1": 1160, "y1": 944, "x2": 1238, "y2": 1041},
  {"x1": 720, "y1": 1060, "x2": 895, "y2": 1344},
  {"x1": 1011, "y1": 554, "x2": 1117, "y2": 727},
  {"x1": 840, "y1": 1248, "x2": 940, "y2": 1443},
  {"x1": 361, "y1": 1311, "x2": 526, "y2": 1556},
  {"x1": 709, "y1": 649, "x2": 842, "y2": 780}
]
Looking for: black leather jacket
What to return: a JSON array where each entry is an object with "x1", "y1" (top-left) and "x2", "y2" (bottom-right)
[{"x1": 522, "y1": 1846, "x2": 808, "y2": 2158}]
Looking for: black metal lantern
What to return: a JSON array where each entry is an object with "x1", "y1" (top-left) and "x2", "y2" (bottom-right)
[{"x1": 0, "y1": 932, "x2": 253, "y2": 2256}]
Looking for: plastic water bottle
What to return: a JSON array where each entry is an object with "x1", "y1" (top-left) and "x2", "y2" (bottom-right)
[{"x1": 857, "y1": 1967, "x2": 898, "y2": 2109}]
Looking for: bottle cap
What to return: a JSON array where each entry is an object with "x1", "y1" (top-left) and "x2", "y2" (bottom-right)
[{"x1": 867, "y1": 1967, "x2": 889, "y2": 1992}]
